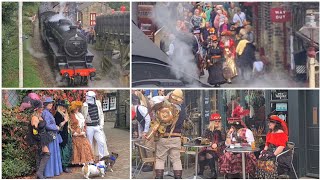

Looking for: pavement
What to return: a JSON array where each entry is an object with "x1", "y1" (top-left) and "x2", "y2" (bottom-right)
[
  {"x1": 198, "y1": 69, "x2": 308, "y2": 88},
  {"x1": 25, "y1": 122, "x2": 130, "y2": 179}
]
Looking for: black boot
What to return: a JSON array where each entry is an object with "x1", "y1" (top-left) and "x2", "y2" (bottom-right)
[
  {"x1": 155, "y1": 169, "x2": 164, "y2": 179},
  {"x1": 198, "y1": 159, "x2": 206, "y2": 175},
  {"x1": 36, "y1": 152, "x2": 50, "y2": 179},
  {"x1": 208, "y1": 158, "x2": 217, "y2": 179},
  {"x1": 173, "y1": 170, "x2": 182, "y2": 179},
  {"x1": 35, "y1": 148, "x2": 42, "y2": 170}
]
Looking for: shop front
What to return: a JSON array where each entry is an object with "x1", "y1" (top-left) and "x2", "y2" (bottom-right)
[{"x1": 184, "y1": 90, "x2": 319, "y2": 178}]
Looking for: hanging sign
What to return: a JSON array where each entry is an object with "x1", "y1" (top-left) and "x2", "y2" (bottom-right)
[{"x1": 270, "y1": 8, "x2": 291, "y2": 23}]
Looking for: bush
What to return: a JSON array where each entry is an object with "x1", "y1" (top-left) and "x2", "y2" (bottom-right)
[{"x1": 2, "y1": 107, "x2": 36, "y2": 179}]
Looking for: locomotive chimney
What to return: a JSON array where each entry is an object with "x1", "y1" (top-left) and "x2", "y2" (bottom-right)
[{"x1": 69, "y1": 25, "x2": 77, "y2": 33}]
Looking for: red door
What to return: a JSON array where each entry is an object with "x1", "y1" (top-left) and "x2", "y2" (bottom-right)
[{"x1": 90, "y1": 13, "x2": 96, "y2": 26}]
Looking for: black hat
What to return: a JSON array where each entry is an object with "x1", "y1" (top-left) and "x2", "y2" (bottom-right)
[
  {"x1": 32, "y1": 100, "x2": 43, "y2": 110},
  {"x1": 56, "y1": 99, "x2": 69, "y2": 108}
]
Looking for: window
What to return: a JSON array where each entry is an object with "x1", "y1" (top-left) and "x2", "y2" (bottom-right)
[
  {"x1": 90, "y1": 13, "x2": 96, "y2": 26},
  {"x1": 102, "y1": 97, "x2": 109, "y2": 111},
  {"x1": 110, "y1": 96, "x2": 117, "y2": 110},
  {"x1": 102, "y1": 95, "x2": 116, "y2": 111}
]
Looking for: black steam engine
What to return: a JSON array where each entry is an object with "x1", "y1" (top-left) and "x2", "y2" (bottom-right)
[{"x1": 39, "y1": 10, "x2": 96, "y2": 86}]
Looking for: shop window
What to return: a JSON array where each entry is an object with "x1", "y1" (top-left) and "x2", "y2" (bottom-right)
[
  {"x1": 102, "y1": 95, "x2": 116, "y2": 111},
  {"x1": 110, "y1": 96, "x2": 117, "y2": 110},
  {"x1": 102, "y1": 97, "x2": 109, "y2": 111}
]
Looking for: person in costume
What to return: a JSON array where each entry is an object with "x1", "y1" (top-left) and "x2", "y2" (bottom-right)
[
  {"x1": 82, "y1": 91, "x2": 109, "y2": 159},
  {"x1": 256, "y1": 115, "x2": 291, "y2": 178},
  {"x1": 42, "y1": 97, "x2": 63, "y2": 177},
  {"x1": 221, "y1": 31, "x2": 238, "y2": 83},
  {"x1": 236, "y1": 28, "x2": 256, "y2": 81},
  {"x1": 219, "y1": 105, "x2": 257, "y2": 178},
  {"x1": 27, "y1": 100, "x2": 54, "y2": 179},
  {"x1": 198, "y1": 113, "x2": 226, "y2": 179},
  {"x1": 54, "y1": 99, "x2": 73, "y2": 173},
  {"x1": 150, "y1": 89, "x2": 186, "y2": 179},
  {"x1": 69, "y1": 101, "x2": 94, "y2": 165},
  {"x1": 206, "y1": 35, "x2": 225, "y2": 87}
]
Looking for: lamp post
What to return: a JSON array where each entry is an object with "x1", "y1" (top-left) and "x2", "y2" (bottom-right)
[{"x1": 301, "y1": 11, "x2": 319, "y2": 87}]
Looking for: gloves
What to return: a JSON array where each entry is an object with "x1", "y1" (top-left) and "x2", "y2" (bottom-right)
[
  {"x1": 260, "y1": 150, "x2": 275, "y2": 160},
  {"x1": 265, "y1": 151, "x2": 276, "y2": 159}
]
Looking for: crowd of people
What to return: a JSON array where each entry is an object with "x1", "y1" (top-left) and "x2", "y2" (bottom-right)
[
  {"x1": 76, "y1": 20, "x2": 96, "y2": 45},
  {"x1": 23, "y1": 91, "x2": 109, "y2": 178},
  {"x1": 132, "y1": 89, "x2": 292, "y2": 179},
  {"x1": 159, "y1": 2, "x2": 270, "y2": 86}
]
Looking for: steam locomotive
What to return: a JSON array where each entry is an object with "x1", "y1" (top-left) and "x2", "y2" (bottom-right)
[{"x1": 39, "y1": 10, "x2": 96, "y2": 86}]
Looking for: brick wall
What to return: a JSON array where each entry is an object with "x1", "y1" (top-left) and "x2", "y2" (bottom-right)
[{"x1": 257, "y1": 2, "x2": 291, "y2": 70}]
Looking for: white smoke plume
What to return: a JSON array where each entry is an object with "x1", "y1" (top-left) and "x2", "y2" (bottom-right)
[
  {"x1": 25, "y1": 38, "x2": 47, "y2": 59},
  {"x1": 153, "y1": 3, "x2": 201, "y2": 86}
]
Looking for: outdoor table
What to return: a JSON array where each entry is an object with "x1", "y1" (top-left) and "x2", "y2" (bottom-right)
[
  {"x1": 183, "y1": 143, "x2": 212, "y2": 179},
  {"x1": 225, "y1": 146, "x2": 260, "y2": 179}
]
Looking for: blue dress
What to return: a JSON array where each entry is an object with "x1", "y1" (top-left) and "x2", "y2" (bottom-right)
[{"x1": 42, "y1": 109, "x2": 63, "y2": 177}]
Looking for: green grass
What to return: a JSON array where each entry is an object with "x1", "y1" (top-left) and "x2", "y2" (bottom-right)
[
  {"x1": 23, "y1": 38, "x2": 45, "y2": 87},
  {"x1": 2, "y1": 2, "x2": 19, "y2": 87},
  {"x1": 22, "y1": 2, "x2": 45, "y2": 87}
]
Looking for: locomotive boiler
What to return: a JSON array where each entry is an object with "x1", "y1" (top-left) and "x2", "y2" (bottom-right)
[{"x1": 39, "y1": 11, "x2": 96, "y2": 86}]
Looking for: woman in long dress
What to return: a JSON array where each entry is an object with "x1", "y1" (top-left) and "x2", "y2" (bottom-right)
[
  {"x1": 219, "y1": 105, "x2": 257, "y2": 178},
  {"x1": 206, "y1": 35, "x2": 226, "y2": 87},
  {"x1": 54, "y1": 99, "x2": 73, "y2": 173},
  {"x1": 69, "y1": 101, "x2": 94, "y2": 164},
  {"x1": 256, "y1": 115, "x2": 291, "y2": 178},
  {"x1": 42, "y1": 97, "x2": 63, "y2": 178}
]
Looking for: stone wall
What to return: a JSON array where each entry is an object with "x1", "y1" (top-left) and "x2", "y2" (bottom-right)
[{"x1": 80, "y1": 3, "x2": 111, "y2": 29}]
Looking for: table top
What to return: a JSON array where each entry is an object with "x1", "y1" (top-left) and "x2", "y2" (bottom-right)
[
  {"x1": 225, "y1": 146, "x2": 260, "y2": 153},
  {"x1": 183, "y1": 143, "x2": 212, "y2": 148}
]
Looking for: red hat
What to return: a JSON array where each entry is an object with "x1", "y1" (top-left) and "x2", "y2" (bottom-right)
[
  {"x1": 210, "y1": 113, "x2": 221, "y2": 121},
  {"x1": 227, "y1": 105, "x2": 249, "y2": 128},
  {"x1": 269, "y1": 115, "x2": 288, "y2": 135}
]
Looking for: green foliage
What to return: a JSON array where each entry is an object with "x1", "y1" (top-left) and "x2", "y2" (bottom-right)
[
  {"x1": 2, "y1": 2, "x2": 19, "y2": 87},
  {"x1": 107, "y1": 2, "x2": 130, "y2": 11},
  {"x1": 2, "y1": 2, "x2": 18, "y2": 25},
  {"x1": 23, "y1": 2, "x2": 40, "y2": 37},
  {"x1": 2, "y1": 106, "x2": 36, "y2": 179}
]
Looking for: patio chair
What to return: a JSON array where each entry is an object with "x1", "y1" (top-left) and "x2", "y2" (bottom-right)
[
  {"x1": 276, "y1": 142, "x2": 298, "y2": 179},
  {"x1": 183, "y1": 137, "x2": 196, "y2": 169},
  {"x1": 132, "y1": 142, "x2": 156, "y2": 178}
]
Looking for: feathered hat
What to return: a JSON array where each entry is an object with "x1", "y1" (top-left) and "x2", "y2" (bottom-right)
[{"x1": 227, "y1": 105, "x2": 249, "y2": 128}]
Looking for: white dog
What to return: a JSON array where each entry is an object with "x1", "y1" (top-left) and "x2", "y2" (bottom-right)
[{"x1": 82, "y1": 161, "x2": 106, "y2": 179}]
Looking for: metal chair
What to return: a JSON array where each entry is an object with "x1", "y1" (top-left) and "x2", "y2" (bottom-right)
[
  {"x1": 183, "y1": 137, "x2": 196, "y2": 169},
  {"x1": 132, "y1": 142, "x2": 156, "y2": 178},
  {"x1": 276, "y1": 142, "x2": 298, "y2": 179}
]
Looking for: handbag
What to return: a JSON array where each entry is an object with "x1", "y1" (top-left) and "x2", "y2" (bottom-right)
[{"x1": 48, "y1": 131, "x2": 56, "y2": 140}]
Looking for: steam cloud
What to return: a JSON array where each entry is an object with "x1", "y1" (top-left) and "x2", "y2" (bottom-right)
[{"x1": 153, "y1": 3, "x2": 201, "y2": 86}]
